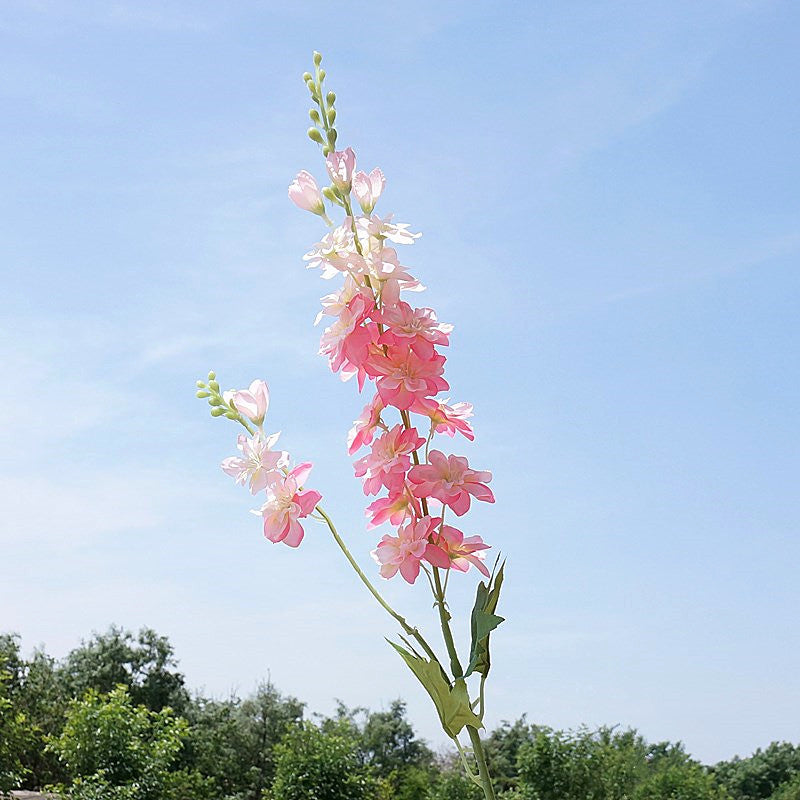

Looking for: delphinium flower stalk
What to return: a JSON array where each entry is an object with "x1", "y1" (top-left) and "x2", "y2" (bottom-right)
[{"x1": 197, "y1": 52, "x2": 505, "y2": 799}]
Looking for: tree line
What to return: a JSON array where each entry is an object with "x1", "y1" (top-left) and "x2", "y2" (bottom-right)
[{"x1": 1, "y1": 626, "x2": 798, "y2": 800}]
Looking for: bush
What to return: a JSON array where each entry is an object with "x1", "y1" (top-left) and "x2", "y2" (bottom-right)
[
  {"x1": 50, "y1": 685, "x2": 186, "y2": 800},
  {"x1": 269, "y1": 720, "x2": 375, "y2": 800}
]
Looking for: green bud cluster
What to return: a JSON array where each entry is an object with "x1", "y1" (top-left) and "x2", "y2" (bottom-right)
[
  {"x1": 304, "y1": 51, "x2": 339, "y2": 157},
  {"x1": 195, "y1": 370, "x2": 255, "y2": 431}
]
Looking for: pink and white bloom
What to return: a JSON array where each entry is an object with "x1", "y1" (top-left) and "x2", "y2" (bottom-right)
[
  {"x1": 427, "y1": 524, "x2": 491, "y2": 577},
  {"x1": 347, "y1": 394, "x2": 385, "y2": 455},
  {"x1": 357, "y1": 215, "x2": 421, "y2": 247},
  {"x1": 365, "y1": 487, "x2": 421, "y2": 530},
  {"x1": 221, "y1": 431, "x2": 287, "y2": 494},
  {"x1": 315, "y1": 275, "x2": 363, "y2": 326},
  {"x1": 353, "y1": 424, "x2": 424, "y2": 495},
  {"x1": 326, "y1": 147, "x2": 356, "y2": 192},
  {"x1": 377, "y1": 301, "x2": 452, "y2": 358},
  {"x1": 318, "y1": 294, "x2": 375, "y2": 377},
  {"x1": 408, "y1": 450, "x2": 494, "y2": 516},
  {"x1": 288, "y1": 170, "x2": 324, "y2": 215},
  {"x1": 372, "y1": 516, "x2": 438, "y2": 583},
  {"x1": 413, "y1": 398, "x2": 475, "y2": 441},
  {"x1": 304, "y1": 224, "x2": 360, "y2": 279},
  {"x1": 226, "y1": 380, "x2": 270, "y2": 426},
  {"x1": 367, "y1": 348, "x2": 449, "y2": 410},
  {"x1": 352, "y1": 168, "x2": 385, "y2": 214},
  {"x1": 252, "y1": 463, "x2": 322, "y2": 548}
]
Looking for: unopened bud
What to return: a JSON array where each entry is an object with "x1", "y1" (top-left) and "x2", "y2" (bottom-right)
[
  {"x1": 302, "y1": 72, "x2": 312, "y2": 82},
  {"x1": 326, "y1": 91, "x2": 336, "y2": 104},
  {"x1": 210, "y1": 407, "x2": 225, "y2": 417},
  {"x1": 196, "y1": 380, "x2": 205, "y2": 388},
  {"x1": 327, "y1": 108, "x2": 336, "y2": 124},
  {"x1": 328, "y1": 128, "x2": 337, "y2": 145},
  {"x1": 196, "y1": 390, "x2": 210, "y2": 398},
  {"x1": 209, "y1": 396, "x2": 222, "y2": 406},
  {"x1": 308, "y1": 127, "x2": 324, "y2": 144},
  {"x1": 207, "y1": 370, "x2": 216, "y2": 380},
  {"x1": 208, "y1": 380, "x2": 219, "y2": 391},
  {"x1": 322, "y1": 186, "x2": 338, "y2": 202},
  {"x1": 313, "y1": 51, "x2": 322, "y2": 66},
  {"x1": 322, "y1": 145, "x2": 330, "y2": 156},
  {"x1": 224, "y1": 411, "x2": 238, "y2": 419},
  {"x1": 319, "y1": 69, "x2": 326, "y2": 81},
  {"x1": 309, "y1": 109, "x2": 320, "y2": 123}
]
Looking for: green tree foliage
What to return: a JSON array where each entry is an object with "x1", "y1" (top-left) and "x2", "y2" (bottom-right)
[
  {"x1": 769, "y1": 774, "x2": 800, "y2": 800},
  {"x1": 634, "y1": 764, "x2": 730, "y2": 800},
  {"x1": 360, "y1": 700, "x2": 435, "y2": 776},
  {"x1": 517, "y1": 726, "x2": 729, "y2": 800},
  {"x1": 714, "y1": 744, "x2": 800, "y2": 800},
  {"x1": 481, "y1": 717, "x2": 537, "y2": 794},
  {"x1": 428, "y1": 769, "x2": 484, "y2": 800},
  {"x1": 180, "y1": 682, "x2": 303, "y2": 800},
  {"x1": 50, "y1": 685, "x2": 188, "y2": 800},
  {"x1": 0, "y1": 661, "x2": 28, "y2": 793},
  {"x1": 269, "y1": 720, "x2": 376, "y2": 800},
  {"x1": 3, "y1": 627, "x2": 800, "y2": 800},
  {"x1": 60, "y1": 626, "x2": 188, "y2": 713}
]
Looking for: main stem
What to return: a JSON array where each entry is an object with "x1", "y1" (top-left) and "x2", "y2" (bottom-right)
[{"x1": 398, "y1": 417, "x2": 497, "y2": 800}]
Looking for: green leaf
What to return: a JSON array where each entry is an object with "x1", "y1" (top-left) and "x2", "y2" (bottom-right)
[
  {"x1": 387, "y1": 641, "x2": 483, "y2": 737},
  {"x1": 465, "y1": 561, "x2": 506, "y2": 678}
]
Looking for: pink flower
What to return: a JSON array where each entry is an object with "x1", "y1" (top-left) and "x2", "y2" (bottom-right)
[
  {"x1": 376, "y1": 301, "x2": 452, "y2": 358},
  {"x1": 367, "y1": 347, "x2": 449, "y2": 410},
  {"x1": 353, "y1": 424, "x2": 424, "y2": 495},
  {"x1": 288, "y1": 170, "x2": 324, "y2": 215},
  {"x1": 372, "y1": 516, "x2": 438, "y2": 583},
  {"x1": 326, "y1": 147, "x2": 356, "y2": 192},
  {"x1": 227, "y1": 380, "x2": 270, "y2": 426},
  {"x1": 357, "y1": 215, "x2": 421, "y2": 247},
  {"x1": 304, "y1": 224, "x2": 361, "y2": 280},
  {"x1": 427, "y1": 524, "x2": 491, "y2": 577},
  {"x1": 315, "y1": 275, "x2": 362, "y2": 326},
  {"x1": 253, "y1": 463, "x2": 322, "y2": 548},
  {"x1": 221, "y1": 431, "x2": 287, "y2": 494},
  {"x1": 318, "y1": 294, "x2": 376, "y2": 377},
  {"x1": 352, "y1": 168, "x2": 385, "y2": 214},
  {"x1": 365, "y1": 488, "x2": 421, "y2": 530},
  {"x1": 412, "y1": 398, "x2": 475, "y2": 441},
  {"x1": 407, "y1": 450, "x2": 494, "y2": 516},
  {"x1": 347, "y1": 394, "x2": 385, "y2": 455}
]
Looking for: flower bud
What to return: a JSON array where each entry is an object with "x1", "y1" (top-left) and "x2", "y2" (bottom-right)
[
  {"x1": 207, "y1": 370, "x2": 216, "y2": 380},
  {"x1": 229, "y1": 379, "x2": 270, "y2": 426},
  {"x1": 308, "y1": 127, "x2": 324, "y2": 144},
  {"x1": 309, "y1": 108, "x2": 320, "y2": 123},
  {"x1": 326, "y1": 91, "x2": 336, "y2": 104},
  {"x1": 210, "y1": 407, "x2": 225, "y2": 417},
  {"x1": 288, "y1": 170, "x2": 325, "y2": 216},
  {"x1": 313, "y1": 51, "x2": 322, "y2": 66},
  {"x1": 326, "y1": 147, "x2": 355, "y2": 192},
  {"x1": 302, "y1": 72, "x2": 312, "y2": 82},
  {"x1": 352, "y1": 168, "x2": 386, "y2": 214},
  {"x1": 196, "y1": 390, "x2": 210, "y2": 398}
]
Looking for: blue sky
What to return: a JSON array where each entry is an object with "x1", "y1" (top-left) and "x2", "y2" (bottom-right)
[{"x1": 1, "y1": 0, "x2": 798, "y2": 764}]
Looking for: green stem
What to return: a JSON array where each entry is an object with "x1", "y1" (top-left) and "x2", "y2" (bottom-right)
[
  {"x1": 314, "y1": 505, "x2": 441, "y2": 665},
  {"x1": 467, "y1": 725, "x2": 498, "y2": 800},
  {"x1": 433, "y1": 568, "x2": 463, "y2": 678}
]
